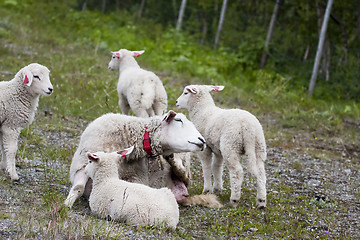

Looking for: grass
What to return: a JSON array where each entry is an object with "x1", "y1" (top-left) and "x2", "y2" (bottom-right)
[{"x1": 0, "y1": 0, "x2": 359, "y2": 239}]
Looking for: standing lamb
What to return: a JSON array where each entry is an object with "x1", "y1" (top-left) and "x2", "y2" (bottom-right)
[
  {"x1": 64, "y1": 110, "x2": 206, "y2": 208},
  {"x1": 176, "y1": 85, "x2": 267, "y2": 208},
  {"x1": 108, "y1": 49, "x2": 167, "y2": 117},
  {"x1": 85, "y1": 146, "x2": 179, "y2": 229},
  {"x1": 0, "y1": 63, "x2": 53, "y2": 180}
]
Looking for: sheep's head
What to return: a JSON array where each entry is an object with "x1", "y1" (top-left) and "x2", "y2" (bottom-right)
[
  {"x1": 160, "y1": 110, "x2": 205, "y2": 155},
  {"x1": 85, "y1": 146, "x2": 134, "y2": 179},
  {"x1": 176, "y1": 85, "x2": 224, "y2": 110},
  {"x1": 108, "y1": 49, "x2": 145, "y2": 71},
  {"x1": 21, "y1": 63, "x2": 53, "y2": 96}
]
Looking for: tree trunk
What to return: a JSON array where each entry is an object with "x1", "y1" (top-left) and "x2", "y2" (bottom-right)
[
  {"x1": 101, "y1": 0, "x2": 106, "y2": 15},
  {"x1": 309, "y1": 0, "x2": 334, "y2": 96},
  {"x1": 82, "y1": 0, "x2": 88, "y2": 11},
  {"x1": 138, "y1": 0, "x2": 146, "y2": 18},
  {"x1": 176, "y1": 0, "x2": 187, "y2": 32},
  {"x1": 260, "y1": 0, "x2": 280, "y2": 68},
  {"x1": 214, "y1": 0, "x2": 228, "y2": 49}
]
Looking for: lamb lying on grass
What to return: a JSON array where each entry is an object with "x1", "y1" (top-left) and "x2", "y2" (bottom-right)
[
  {"x1": 85, "y1": 146, "x2": 179, "y2": 229},
  {"x1": 65, "y1": 110, "x2": 206, "y2": 208},
  {"x1": 176, "y1": 85, "x2": 267, "y2": 208},
  {"x1": 0, "y1": 63, "x2": 53, "y2": 180},
  {"x1": 108, "y1": 49, "x2": 167, "y2": 117}
]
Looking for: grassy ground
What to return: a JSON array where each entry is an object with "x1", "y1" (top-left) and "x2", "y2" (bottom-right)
[{"x1": 0, "y1": 1, "x2": 359, "y2": 239}]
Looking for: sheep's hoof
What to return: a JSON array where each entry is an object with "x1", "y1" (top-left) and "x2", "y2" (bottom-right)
[
  {"x1": 229, "y1": 199, "x2": 239, "y2": 208},
  {"x1": 202, "y1": 189, "x2": 212, "y2": 194},
  {"x1": 212, "y1": 187, "x2": 223, "y2": 195},
  {"x1": 10, "y1": 173, "x2": 19, "y2": 181},
  {"x1": 257, "y1": 199, "x2": 266, "y2": 209}
]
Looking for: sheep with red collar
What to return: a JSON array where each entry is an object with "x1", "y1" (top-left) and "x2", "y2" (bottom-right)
[
  {"x1": 64, "y1": 110, "x2": 206, "y2": 208},
  {"x1": 176, "y1": 85, "x2": 267, "y2": 208},
  {"x1": 0, "y1": 63, "x2": 53, "y2": 180},
  {"x1": 85, "y1": 147, "x2": 179, "y2": 229},
  {"x1": 108, "y1": 49, "x2": 167, "y2": 117}
]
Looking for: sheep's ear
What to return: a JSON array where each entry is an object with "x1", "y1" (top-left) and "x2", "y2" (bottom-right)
[
  {"x1": 186, "y1": 86, "x2": 198, "y2": 94},
  {"x1": 117, "y1": 146, "x2": 134, "y2": 157},
  {"x1": 23, "y1": 69, "x2": 33, "y2": 86},
  {"x1": 112, "y1": 51, "x2": 121, "y2": 59},
  {"x1": 132, "y1": 50, "x2": 145, "y2": 57},
  {"x1": 87, "y1": 152, "x2": 99, "y2": 162},
  {"x1": 209, "y1": 85, "x2": 224, "y2": 92},
  {"x1": 163, "y1": 110, "x2": 177, "y2": 123}
]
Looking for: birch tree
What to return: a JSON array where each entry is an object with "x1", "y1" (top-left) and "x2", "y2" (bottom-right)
[
  {"x1": 260, "y1": 0, "x2": 280, "y2": 68},
  {"x1": 138, "y1": 0, "x2": 146, "y2": 18},
  {"x1": 176, "y1": 0, "x2": 187, "y2": 32},
  {"x1": 309, "y1": 0, "x2": 334, "y2": 96},
  {"x1": 214, "y1": 0, "x2": 228, "y2": 49}
]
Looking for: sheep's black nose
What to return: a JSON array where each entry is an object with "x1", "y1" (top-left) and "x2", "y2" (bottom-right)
[{"x1": 48, "y1": 88, "x2": 53, "y2": 93}]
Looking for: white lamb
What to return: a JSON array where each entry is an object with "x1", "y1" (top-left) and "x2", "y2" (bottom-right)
[
  {"x1": 0, "y1": 63, "x2": 53, "y2": 180},
  {"x1": 85, "y1": 146, "x2": 179, "y2": 229},
  {"x1": 65, "y1": 110, "x2": 206, "y2": 208},
  {"x1": 176, "y1": 85, "x2": 267, "y2": 208},
  {"x1": 108, "y1": 49, "x2": 167, "y2": 117}
]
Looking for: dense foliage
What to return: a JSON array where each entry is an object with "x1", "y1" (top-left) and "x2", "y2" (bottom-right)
[{"x1": 74, "y1": 0, "x2": 360, "y2": 101}]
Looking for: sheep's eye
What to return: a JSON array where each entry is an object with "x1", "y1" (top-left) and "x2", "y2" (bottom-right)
[
  {"x1": 34, "y1": 75, "x2": 40, "y2": 80},
  {"x1": 88, "y1": 160, "x2": 92, "y2": 164},
  {"x1": 112, "y1": 56, "x2": 116, "y2": 59},
  {"x1": 184, "y1": 92, "x2": 188, "y2": 95},
  {"x1": 174, "y1": 118, "x2": 183, "y2": 125}
]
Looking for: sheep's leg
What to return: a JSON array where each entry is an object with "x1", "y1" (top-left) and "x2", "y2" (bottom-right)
[
  {"x1": 64, "y1": 168, "x2": 89, "y2": 208},
  {"x1": 146, "y1": 108, "x2": 155, "y2": 117},
  {"x1": 197, "y1": 148, "x2": 213, "y2": 193},
  {"x1": 132, "y1": 107, "x2": 149, "y2": 118},
  {"x1": 255, "y1": 151, "x2": 267, "y2": 208},
  {"x1": 118, "y1": 96, "x2": 130, "y2": 115},
  {"x1": 2, "y1": 127, "x2": 20, "y2": 181},
  {"x1": 153, "y1": 100, "x2": 166, "y2": 116},
  {"x1": 211, "y1": 153, "x2": 224, "y2": 194},
  {"x1": 0, "y1": 132, "x2": 6, "y2": 171},
  {"x1": 224, "y1": 152, "x2": 244, "y2": 207}
]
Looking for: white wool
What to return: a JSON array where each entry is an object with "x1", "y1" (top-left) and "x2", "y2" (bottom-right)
[
  {"x1": 176, "y1": 85, "x2": 267, "y2": 208},
  {"x1": 0, "y1": 63, "x2": 53, "y2": 180},
  {"x1": 108, "y1": 49, "x2": 167, "y2": 117},
  {"x1": 64, "y1": 111, "x2": 205, "y2": 208},
  {"x1": 85, "y1": 150, "x2": 179, "y2": 229}
]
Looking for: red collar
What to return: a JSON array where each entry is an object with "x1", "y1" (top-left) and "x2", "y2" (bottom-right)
[{"x1": 143, "y1": 125, "x2": 153, "y2": 156}]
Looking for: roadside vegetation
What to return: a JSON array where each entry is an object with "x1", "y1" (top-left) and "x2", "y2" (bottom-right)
[{"x1": 0, "y1": 0, "x2": 359, "y2": 239}]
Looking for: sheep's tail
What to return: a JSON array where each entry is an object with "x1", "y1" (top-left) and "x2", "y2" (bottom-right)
[{"x1": 181, "y1": 194, "x2": 223, "y2": 208}]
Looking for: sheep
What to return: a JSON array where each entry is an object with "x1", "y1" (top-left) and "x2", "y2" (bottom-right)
[
  {"x1": 85, "y1": 146, "x2": 179, "y2": 229},
  {"x1": 0, "y1": 63, "x2": 53, "y2": 181},
  {"x1": 64, "y1": 110, "x2": 206, "y2": 208},
  {"x1": 176, "y1": 85, "x2": 267, "y2": 208},
  {"x1": 108, "y1": 49, "x2": 167, "y2": 117}
]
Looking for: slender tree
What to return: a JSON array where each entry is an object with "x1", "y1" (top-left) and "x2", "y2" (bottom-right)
[
  {"x1": 260, "y1": 0, "x2": 280, "y2": 68},
  {"x1": 138, "y1": 0, "x2": 146, "y2": 18},
  {"x1": 214, "y1": 0, "x2": 228, "y2": 49},
  {"x1": 176, "y1": 0, "x2": 187, "y2": 32},
  {"x1": 309, "y1": 0, "x2": 334, "y2": 96}
]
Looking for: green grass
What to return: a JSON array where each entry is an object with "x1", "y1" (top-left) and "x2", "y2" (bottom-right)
[{"x1": 0, "y1": 0, "x2": 359, "y2": 239}]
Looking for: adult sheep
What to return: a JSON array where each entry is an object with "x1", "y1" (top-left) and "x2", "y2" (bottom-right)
[
  {"x1": 176, "y1": 85, "x2": 267, "y2": 208},
  {"x1": 85, "y1": 146, "x2": 179, "y2": 229},
  {"x1": 0, "y1": 63, "x2": 53, "y2": 181},
  {"x1": 108, "y1": 49, "x2": 167, "y2": 117},
  {"x1": 64, "y1": 110, "x2": 206, "y2": 208}
]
